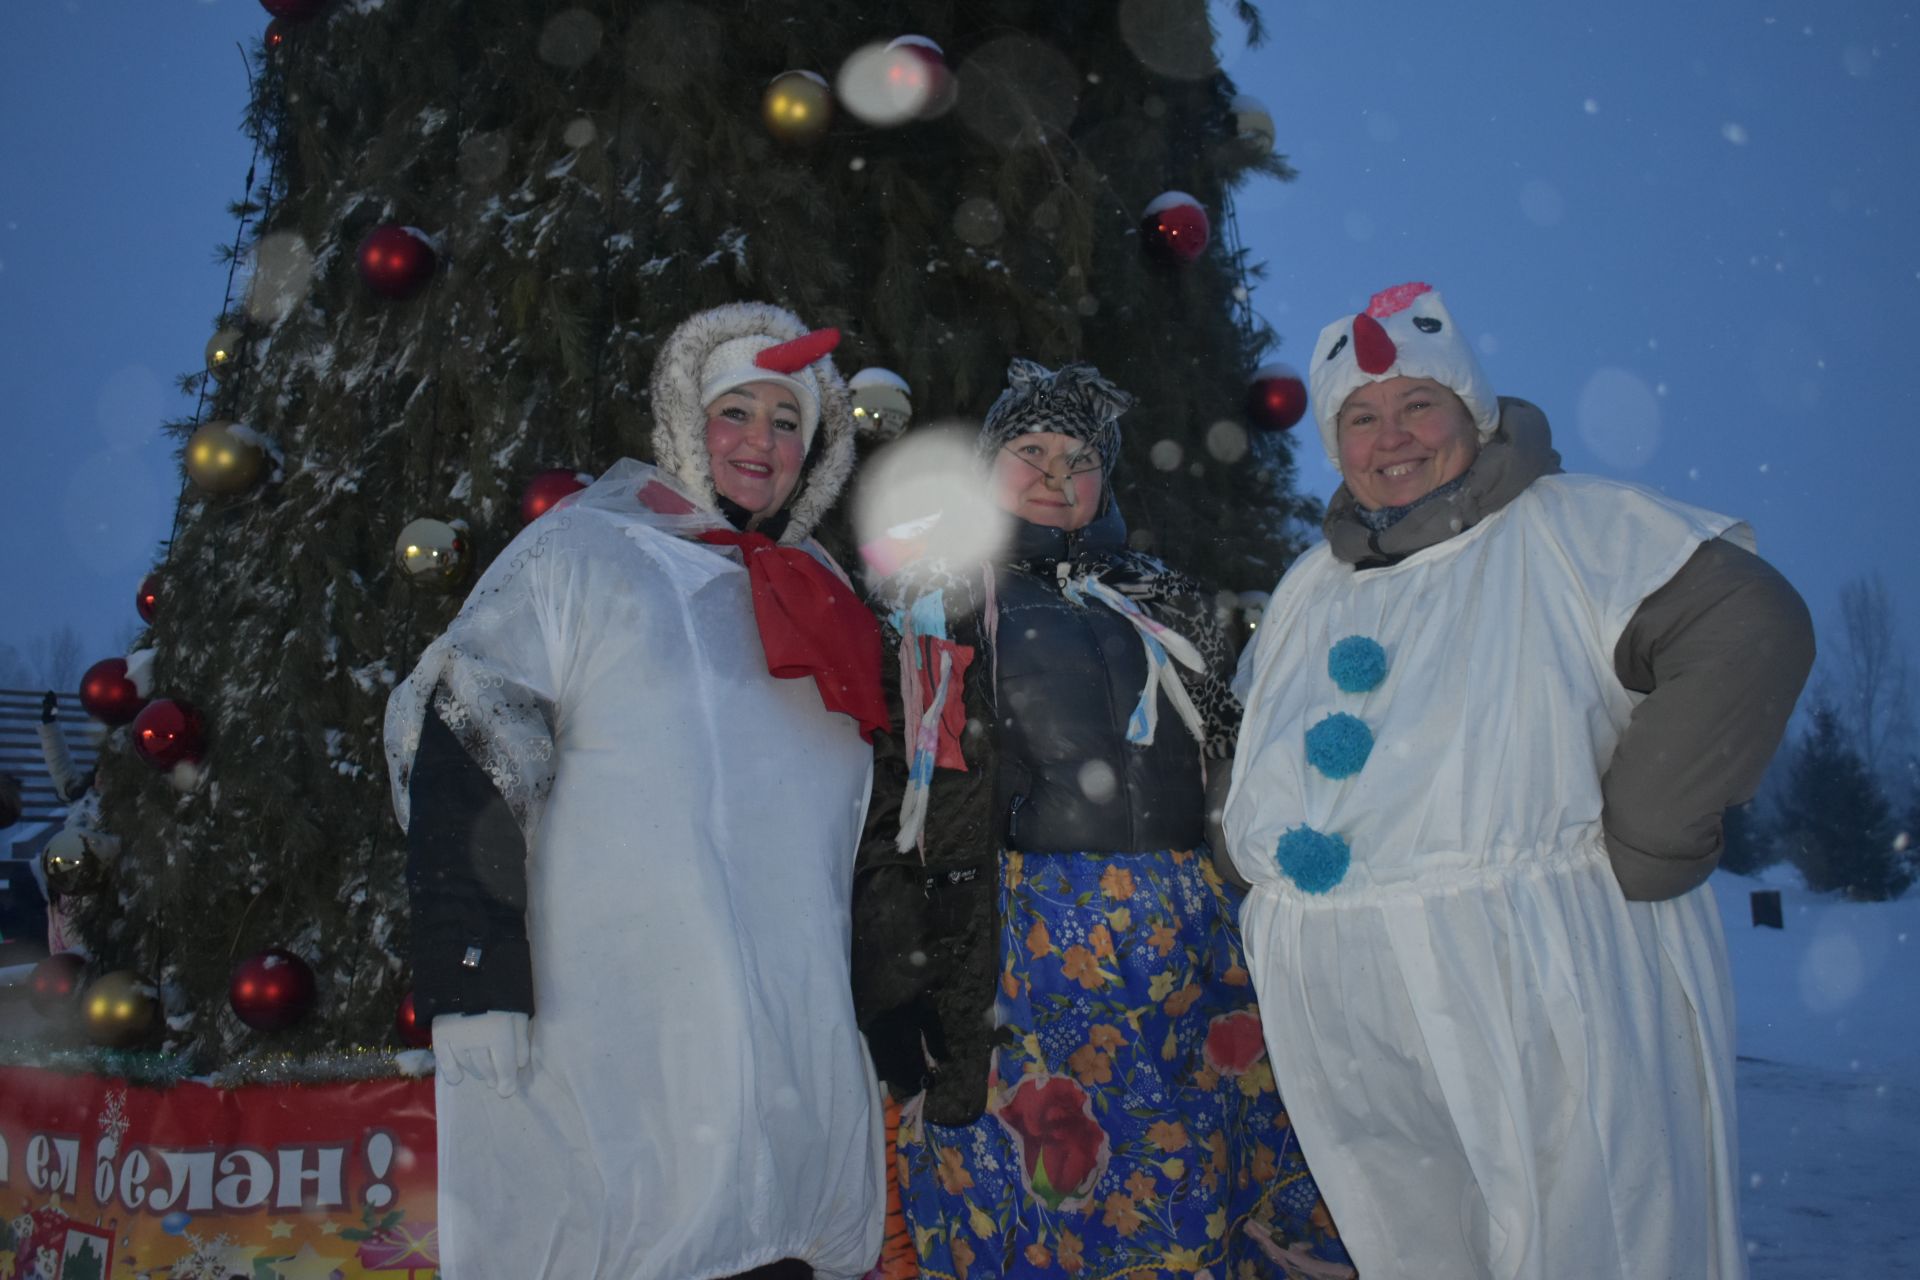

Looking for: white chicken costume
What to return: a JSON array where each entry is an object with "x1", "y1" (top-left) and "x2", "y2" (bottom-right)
[
  {"x1": 385, "y1": 304, "x2": 885, "y2": 1280},
  {"x1": 1226, "y1": 285, "x2": 1747, "y2": 1279}
]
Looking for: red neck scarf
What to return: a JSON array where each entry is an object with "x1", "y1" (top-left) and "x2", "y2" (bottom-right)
[{"x1": 699, "y1": 530, "x2": 890, "y2": 743}]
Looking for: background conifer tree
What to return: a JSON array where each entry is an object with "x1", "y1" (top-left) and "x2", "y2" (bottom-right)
[
  {"x1": 69, "y1": 0, "x2": 1312, "y2": 1072},
  {"x1": 1778, "y1": 703, "x2": 1910, "y2": 902}
]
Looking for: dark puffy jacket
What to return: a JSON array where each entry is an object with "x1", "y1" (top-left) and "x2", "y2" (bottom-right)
[{"x1": 853, "y1": 507, "x2": 1239, "y2": 1124}]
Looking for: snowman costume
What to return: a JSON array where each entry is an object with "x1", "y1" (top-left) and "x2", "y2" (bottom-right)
[
  {"x1": 385, "y1": 303, "x2": 886, "y2": 1280},
  {"x1": 1226, "y1": 285, "x2": 1812, "y2": 1279}
]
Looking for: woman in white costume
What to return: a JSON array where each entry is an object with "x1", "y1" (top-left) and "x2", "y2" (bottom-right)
[
  {"x1": 384, "y1": 302, "x2": 891, "y2": 1280},
  {"x1": 1225, "y1": 282, "x2": 1813, "y2": 1280}
]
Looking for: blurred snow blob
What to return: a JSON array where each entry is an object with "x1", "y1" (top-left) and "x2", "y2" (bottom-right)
[
  {"x1": 1342, "y1": 211, "x2": 1375, "y2": 243},
  {"x1": 1077, "y1": 760, "x2": 1118, "y2": 804},
  {"x1": 1118, "y1": 0, "x2": 1219, "y2": 79},
  {"x1": 1365, "y1": 110, "x2": 1400, "y2": 143},
  {"x1": 837, "y1": 42, "x2": 938, "y2": 126},
  {"x1": 1520, "y1": 179, "x2": 1565, "y2": 227},
  {"x1": 952, "y1": 196, "x2": 1005, "y2": 246},
  {"x1": 852, "y1": 426, "x2": 1009, "y2": 589},
  {"x1": 244, "y1": 231, "x2": 314, "y2": 325},
  {"x1": 460, "y1": 130, "x2": 510, "y2": 187},
  {"x1": 562, "y1": 117, "x2": 597, "y2": 149},
  {"x1": 1575, "y1": 367, "x2": 1661, "y2": 470},
  {"x1": 1721, "y1": 122, "x2": 1750, "y2": 145},
  {"x1": 1796, "y1": 906, "x2": 1893, "y2": 1016},
  {"x1": 1205, "y1": 420, "x2": 1249, "y2": 464},
  {"x1": 1150, "y1": 440, "x2": 1183, "y2": 471},
  {"x1": 538, "y1": 9, "x2": 603, "y2": 69},
  {"x1": 956, "y1": 36, "x2": 1078, "y2": 150}
]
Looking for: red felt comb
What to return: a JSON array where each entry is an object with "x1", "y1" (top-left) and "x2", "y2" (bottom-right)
[
  {"x1": 755, "y1": 328, "x2": 841, "y2": 374},
  {"x1": 1365, "y1": 281, "x2": 1432, "y2": 319}
]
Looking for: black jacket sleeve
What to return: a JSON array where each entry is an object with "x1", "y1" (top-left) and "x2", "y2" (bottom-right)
[
  {"x1": 405, "y1": 705, "x2": 535, "y2": 1020},
  {"x1": 1602, "y1": 538, "x2": 1815, "y2": 901}
]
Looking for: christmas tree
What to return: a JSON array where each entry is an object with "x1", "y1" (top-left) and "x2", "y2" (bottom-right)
[
  {"x1": 65, "y1": 0, "x2": 1310, "y2": 1073},
  {"x1": 1777, "y1": 703, "x2": 1910, "y2": 902}
]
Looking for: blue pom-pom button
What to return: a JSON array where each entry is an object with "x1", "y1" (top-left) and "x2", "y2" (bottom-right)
[
  {"x1": 1274, "y1": 825, "x2": 1350, "y2": 894},
  {"x1": 1305, "y1": 712, "x2": 1373, "y2": 779},
  {"x1": 1327, "y1": 635, "x2": 1388, "y2": 694}
]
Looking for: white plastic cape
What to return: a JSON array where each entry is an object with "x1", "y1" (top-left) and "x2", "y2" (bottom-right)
[
  {"x1": 385, "y1": 460, "x2": 884, "y2": 1280},
  {"x1": 1226, "y1": 474, "x2": 1750, "y2": 1280}
]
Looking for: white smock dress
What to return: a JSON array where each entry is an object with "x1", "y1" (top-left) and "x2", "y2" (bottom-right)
[
  {"x1": 386, "y1": 461, "x2": 883, "y2": 1280},
  {"x1": 1225, "y1": 473, "x2": 1748, "y2": 1280}
]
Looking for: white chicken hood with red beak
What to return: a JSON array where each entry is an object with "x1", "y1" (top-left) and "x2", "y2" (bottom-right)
[{"x1": 1308, "y1": 282, "x2": 1500, "y2": 469}]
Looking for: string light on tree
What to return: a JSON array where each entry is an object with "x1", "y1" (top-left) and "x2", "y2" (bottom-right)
[
  {"x1": 1140, "y1": 191, "x2": 1210, "y2": 265},
  {"x1": 1246, "y1": 363, "x2": 1308, "y2": 431},
  {"x1": 265, "y1": 18, "x2": 287, "y2": 51},
  {"x1": 762, "y1": 71, "x2": 833, "y2": 144},
  {"x1": 230, "y1": 948, "x2": 318, "y2": 1031},
  {"x1": 185, "y1": 420, "x2": 270, "y2": 495},
  {"x1": 137, "y1": 572, "x2": 160, "y2": 623},
  {"x1": 849, "y1": 368, "x2": 913, "y2": 438},
  {"x1": 394, "y1": 517, "x2": 470, "y2": 588},
  {"x1": 520, "y1": 468, "x2": 593, "y2": 525},
  {"x1": 83, "y1": 970, "x2": 160, "y2": 1049},
  {"x1": 356, "y1": 224, "x2": 438, "y2": 301},
  {"x1": 131, "y1": 698, "x2": 207, "y2": 771},
  {"x1": 79, "y1": 657, "x2": 148, "y2": 726}
]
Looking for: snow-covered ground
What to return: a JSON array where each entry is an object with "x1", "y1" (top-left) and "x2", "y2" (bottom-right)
[{"x1": 1715, "y1": 871, "x2": 1920, "y2": 1277}]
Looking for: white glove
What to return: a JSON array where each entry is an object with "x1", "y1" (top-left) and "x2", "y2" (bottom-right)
[{"x1": 431, "y1": 1012, "x2": 531, "y2": 1097}]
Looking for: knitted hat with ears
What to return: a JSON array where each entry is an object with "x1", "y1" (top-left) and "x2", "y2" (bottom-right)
[
  {"x1": 647, "y1": 301, "x2": 856, "y2": 546},
  {"x1": 976, "y1": 358, "x2": 1135, "y2": 482},
  {"x1": 1308, "y1": 282, "x2": 1498, "y2": 469}
]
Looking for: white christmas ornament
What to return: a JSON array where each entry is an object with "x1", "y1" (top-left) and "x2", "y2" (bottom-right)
[
  {"x1": 849, "y1": 367, "x2": 913, "y2": 438},
  {"x1": 1230, "y1": 94, "x2": 1275, "y2": 150}
]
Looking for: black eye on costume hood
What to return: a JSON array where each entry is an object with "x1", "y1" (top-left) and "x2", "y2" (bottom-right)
[
  {"x1": 1326, "y1": 333, "x2": 1349, "y2": 360},
  {"x1": 1414, "y1": 316, "x2": 1442, "y2": 334}
]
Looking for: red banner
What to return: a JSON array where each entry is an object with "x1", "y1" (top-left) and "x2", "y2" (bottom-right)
[{"x1": 0, "y1": 1066, "x2": 437, "y2": 1279}]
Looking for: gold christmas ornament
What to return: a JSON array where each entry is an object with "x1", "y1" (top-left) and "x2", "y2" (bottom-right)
[
  {"x1": 763, "y1": 70, "x2": 833, "y2": 143},
  {"x1": 849, "y1": 367, "x2": 913, "y2": 438},
  {"x1": 395, "y1": 517, "x2": 470, "y2": 588},
  {"x1": 205, "y1": 327, "x2": 244, "y2": 379},
  {"x1": 83, "y1": 969, "x2": 160, "y2": 1049},
  {"x1": 185, "y1": 420, "x2": 268, "y2": 495},
  {"x1": 41, "y1": 829, "x2": 103, "y2": 897}
]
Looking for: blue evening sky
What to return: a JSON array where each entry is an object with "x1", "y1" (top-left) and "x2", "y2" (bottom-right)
[{"x1": 1, "y1": 0, "x2": 1916, "y2": 689}]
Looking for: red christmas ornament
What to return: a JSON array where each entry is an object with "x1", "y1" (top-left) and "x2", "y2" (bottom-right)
[
  {"x1": 29, "y1": 952, "x2": 87, "y2": 1018},
  {"x1": 395, "y1": 990, "x2": 432, "y2": 1048},
  {"x1": 356, "y1": 225, "x2": 438, "y2": 301},
  {"x1": 1246, "y1": 363, "x2": 1308, "y2": 431},
  {"x1": 885, "y1": 35, "x2": 956, "y2": 119},
  {"x1": 265, "y1": 18, "x2": 287, "y2": 49},
  {"x1": 1140, "y1": 191, "x2": 1210, "y2": 265},
  {"x1": 259, "y1": 0, "x2": 326, "y2": 20},
  {"x1": 520, "y1": 468, "x2": 592, "y2": 525},
  {"x1": 131, "y1": 699, "x2": 206, "y2": 770},
  {"x1": 137, "y1": 571, "x2": 160, "y2": 623},
  {"x1": 78, "y1": 657, "x2": 148, "y2": 727},
  {"x1": 229, "y1": 947, "x2": 317, "y2": 1031}
]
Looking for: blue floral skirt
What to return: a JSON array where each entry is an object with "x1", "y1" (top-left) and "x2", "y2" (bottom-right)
[{"x1": 895, "y1": 846, "x2": 1356, "y2": 1279}]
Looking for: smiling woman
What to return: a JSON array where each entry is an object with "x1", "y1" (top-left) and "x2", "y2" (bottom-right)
[{"x1": 703, "y1": 382, "x2": 808, "y2": 523}]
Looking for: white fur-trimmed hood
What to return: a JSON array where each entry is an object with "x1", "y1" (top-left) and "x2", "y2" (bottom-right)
[{"x1": 647, "y1": 301, "x2": 855, "y2": 546}]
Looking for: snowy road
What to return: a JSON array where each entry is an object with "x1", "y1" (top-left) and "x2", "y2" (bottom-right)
[{"x1": 1739, "y1": 1055, "x2": 1919, "y2": 1277}]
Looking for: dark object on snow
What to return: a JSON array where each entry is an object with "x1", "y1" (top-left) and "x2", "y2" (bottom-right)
[
  {"x1": 0, "y1": 773, "x2": 20, "y2": 829},
  {"x1": 1750, "y1": 889, "x2": 1784, "y2": 930}
]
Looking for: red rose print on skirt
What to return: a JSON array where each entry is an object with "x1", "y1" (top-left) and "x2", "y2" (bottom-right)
[
  {"x1": 992, "y1": 1072, "x2": 1112, "y2": 1211},
  {"x1": 1202, "y1": 1008, "x2": 1267, "y2": 1077}
]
